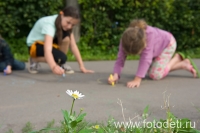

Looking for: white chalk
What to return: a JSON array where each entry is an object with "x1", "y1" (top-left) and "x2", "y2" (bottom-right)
[
  {"x1": 63, "y1": 73, "x2": 66, "y2": 77},
  {"x1": 60, "y1": 67, "x2": 65, "y2": 77}
]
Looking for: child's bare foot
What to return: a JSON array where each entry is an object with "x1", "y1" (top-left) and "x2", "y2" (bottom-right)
[{"x1": 182, "y1": 59, "x2": 197, "y2": 78}]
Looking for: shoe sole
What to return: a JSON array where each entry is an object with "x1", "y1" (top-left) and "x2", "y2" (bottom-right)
[
  {"x1": 28, "y1": 68, "x2": 38, "y2": 74},
  {"x1": 65, "y1": 70, "x2": 74, "y2": 74}
]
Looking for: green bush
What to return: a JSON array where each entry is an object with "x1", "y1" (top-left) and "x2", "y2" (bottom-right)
[
  {"x1": 170, "y1": 0, "x2": 200, "y2": 50},
  {"x1": 0, "y1": 0, "x2": 65, "y2": 60},
  {"x1": 78, "y1": 0, "x2": 200, "y2": 52},
  {"x1": 0, "y1": 0, "x2": 200, "y2": 61},
  {"x1": 0, "y1": 0, "x2": 65, "y2": 38}
]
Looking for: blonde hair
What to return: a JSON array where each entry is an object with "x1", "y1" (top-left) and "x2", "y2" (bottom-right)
[
  {"x1": 129, "y1": 19, "x2": 147, "y2": 29},
  {"x1": 122, "y1": 19, "x2": 147, "y2": 55}
]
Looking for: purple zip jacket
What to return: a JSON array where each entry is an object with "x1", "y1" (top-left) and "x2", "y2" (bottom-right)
[{"x1": 113, "y1": 26, "x2": 171, "y2": 78}]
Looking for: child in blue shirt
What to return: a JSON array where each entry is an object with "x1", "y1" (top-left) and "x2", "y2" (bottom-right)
[{"x1": 0, "y1": 36, "x2": 25, "y2": 74}]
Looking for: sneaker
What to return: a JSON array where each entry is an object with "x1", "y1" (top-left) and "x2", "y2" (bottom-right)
[
  {"x1": 28, "y1": 58, "x2": 40, "y2": 74},
  {"x1": 61, "y1": 64, "x2": 74, "y2": 74}
]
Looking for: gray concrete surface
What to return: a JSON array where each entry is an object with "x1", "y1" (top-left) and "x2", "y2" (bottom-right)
[{"x1": 0, "y1": 60, "x2": 200, "y2": 132}]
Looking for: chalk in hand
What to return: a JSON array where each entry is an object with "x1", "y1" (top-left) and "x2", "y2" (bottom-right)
[
  {"x1": 60, "y1": 67, "x2": 65, "y2": 77},
  {"x1": 63, "y1": 72, "x2": 66, "y2": 77},
  {"x1": 109, "y1": 74, "x2": 115, "y2": 86},
  {"x1": 58, "y1": 59, "x2": 65, "y2": 77}
]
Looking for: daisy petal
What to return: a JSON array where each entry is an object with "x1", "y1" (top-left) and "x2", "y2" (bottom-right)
[{"x1": 66, "y1": 90, "x2": 85, "y2": 100}]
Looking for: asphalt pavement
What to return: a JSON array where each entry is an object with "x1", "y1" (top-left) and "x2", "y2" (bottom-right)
[{"x1": 0, "y1": 60, "x2": 200, "y2": 132}]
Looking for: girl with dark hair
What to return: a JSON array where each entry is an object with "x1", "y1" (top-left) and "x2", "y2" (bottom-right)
[{"x1": 27, "y1": 6, "x2": 94, "y2": 75}]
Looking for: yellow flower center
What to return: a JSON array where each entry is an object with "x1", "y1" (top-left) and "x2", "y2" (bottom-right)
[
  {"x1": 94, "y1": 125, "x2": 99, "y2": 129},
  {"x1": 72, "y1": 94, "x2": 79, "y2": 99}
]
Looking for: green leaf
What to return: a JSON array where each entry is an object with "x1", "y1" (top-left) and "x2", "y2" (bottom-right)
[
  {"x1": 70, "y1": 121, "x2": 77, "y2": 128},
  {"x1": 29, "y1": 128, "x2": 59, "y2": 133},
  {"x1": 76, "y1": 113, "x2": 86, "y2": 123},
  {"x1": 142, "y1": 105, "x2": 149, "y2": 119},
  {"x1": 62, "y1": 110, "x2": 70, "y2": 124}
]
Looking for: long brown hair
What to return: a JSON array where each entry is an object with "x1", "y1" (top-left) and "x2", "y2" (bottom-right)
[
  {"x1": 122, "y1": 19, "x2": 147, "y2": 55},
  {"x1": 55, "y1": 6, "x2": 80, "y2": 45}
]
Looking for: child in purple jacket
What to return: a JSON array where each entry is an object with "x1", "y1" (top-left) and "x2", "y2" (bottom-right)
[{"x1": 108, "y1": 19, "x2": 199, "y2": 88}]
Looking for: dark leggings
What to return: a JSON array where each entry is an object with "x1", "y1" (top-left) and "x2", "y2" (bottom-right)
[{"x1": 29, "y1": 44, "x2": 67, "y2": 64}]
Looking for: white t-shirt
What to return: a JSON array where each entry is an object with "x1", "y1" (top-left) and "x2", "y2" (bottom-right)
[{"x1": 26, "y1": 15, "x2": 58, "y2": 46}]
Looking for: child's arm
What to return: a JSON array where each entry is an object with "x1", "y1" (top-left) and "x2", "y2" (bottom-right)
[
  {"x1": 136, "y1": 46, "x2": 153, "y2": 78},
  {"x1": 108, "y1": 41, "x2": 127, "y2": 84},
  {"x1": 44, "y1": 35, "x2": 64, "y2": 75},
  {"x1": 1, "y1": 41, "x2": 14, "y2": 74},
  {"x1": 1, "y1": 42, "x2": 14, "y2": 67},
  {"x1": 113, "y1": 41, "x2": 127, "y2": 78},
  {"x1": 69, "y1": 33, "x2": 94, "y2": 73},
  {"x1": 127, "y1": 47, "x2": 153, "y2": 88}
]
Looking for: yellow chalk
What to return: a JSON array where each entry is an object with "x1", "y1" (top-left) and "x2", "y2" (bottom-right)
[{"x1": 109, "y1": 74, "x2": 115, "y2": 86}]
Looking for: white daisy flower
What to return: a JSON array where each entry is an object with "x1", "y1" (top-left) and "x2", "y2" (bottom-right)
[{"x1": 66, "y1": 90, "x2": 85, "y2": 99}]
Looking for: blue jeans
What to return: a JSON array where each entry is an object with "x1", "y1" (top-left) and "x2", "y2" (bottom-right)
[{"x1": 0, "y1": 59, "x2": 25, "y2": 71}]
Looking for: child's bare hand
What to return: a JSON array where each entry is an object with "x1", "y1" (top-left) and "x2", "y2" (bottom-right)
[
  {"x1": 4, "y1": 65, "x2": 12, "y2": 75},
  {"x1": 127, "y1": 77, "x2": 142, "y2": 88},
  {"x1": 80, "y1": 67, "x2": 94, "y2": 73},
  {"x1": 108, "y1": 73, "x2": 118, "y2": 85},
  {"x1": 52, "y1": 65, "x2": 65, "y2": 75}
]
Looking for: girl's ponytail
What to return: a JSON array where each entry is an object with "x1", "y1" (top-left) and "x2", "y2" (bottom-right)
[{"x1": 129, "y1": 19, "x2": 147, "y2": 30}]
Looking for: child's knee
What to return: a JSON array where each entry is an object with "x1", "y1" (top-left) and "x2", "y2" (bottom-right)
[
  {"x1": 61, "y1": 55, "x2": 67, "y2": 64},
  {"x1": 149, "y1": 73, "x2": 163, "y2": 80},
  {"x1": 56, "y1": 53, "x2": 67, "y2": 64},
  {"x1": 149, "y1": 67, "x2": 169, "y2": 80}
]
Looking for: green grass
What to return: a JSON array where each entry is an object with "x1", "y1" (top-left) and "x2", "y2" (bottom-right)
[
  {"x1": 6, "y1": 37, "x2": 200, "y2": 62},
  {"x1": 21, "y1": 122, "x2": 34, "y2": 133},
  {"x1": 12, "y1": 49, "x2": 140, "y2": 62},
  {"x1": 14, "y1": 48, "x2": 200, "y2": 62},
  {"x1": 5, "y1": 110, "x2": 200, "y2": 133},
  {"x1": 8, "y1": 39, "x2": 200, "y2": 62},
  {"x1": 67, "y1": 51, "x2": 140, "y2": 61},
  {"x1": 184, "y1": 48, "x2": 200, "y2": 58},
  {"x1": 5, "y1": 129, "x2": 14, "y2": 133}
]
